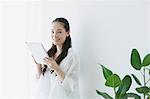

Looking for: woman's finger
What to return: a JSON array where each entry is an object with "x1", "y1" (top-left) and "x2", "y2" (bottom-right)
[
  {"x1": 44, "y1": 57, "x2": 53, "y2": 62},
  {"x1": 32, "y1": 55, "x2": 38, "y2": 64},
  {"x1": 43, "y1": 58, "x2": 53, "y2": 65}
]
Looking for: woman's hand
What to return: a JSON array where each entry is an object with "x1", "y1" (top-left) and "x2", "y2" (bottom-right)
[
  {"x1": 43, "y1": 57, "x2": 65, "y2": 81},
  {"x1": 43, "y1": 57, "x2": 59, "y2": 71}
]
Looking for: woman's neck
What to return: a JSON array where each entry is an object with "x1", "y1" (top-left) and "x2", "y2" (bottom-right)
[
  {"x1": 56, "y1": 45, "x2": 62, "y2": 54},
  {"x1": 53, "y1": 45, "x2": 62, "y2": 60}
]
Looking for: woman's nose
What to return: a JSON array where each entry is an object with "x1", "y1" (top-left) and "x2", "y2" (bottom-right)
[{"x1": 53, "y1": 33, "x2": 58, "y2": 38}]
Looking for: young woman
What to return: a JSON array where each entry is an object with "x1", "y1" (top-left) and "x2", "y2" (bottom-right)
[{"x1": 33, "y1": 18, "x2": 80, "y2": 99}]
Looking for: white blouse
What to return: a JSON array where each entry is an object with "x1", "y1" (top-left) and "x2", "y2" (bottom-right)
[{"x1": 35, "y1": 48, "x2": 80, "y2": 99}]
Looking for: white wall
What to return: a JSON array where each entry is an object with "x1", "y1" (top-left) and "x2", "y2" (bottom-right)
[
  {"x1": 0, "y1": 0, "x2": 150, "y2": 99},
  {"x1": 0, "y1": 1, "x2": 31, "y2": 97}
]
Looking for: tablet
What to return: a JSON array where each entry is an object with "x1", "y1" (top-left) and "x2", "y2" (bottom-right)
[{"x1": 26, "y1": 42, "x2": 49, "y2": 64}]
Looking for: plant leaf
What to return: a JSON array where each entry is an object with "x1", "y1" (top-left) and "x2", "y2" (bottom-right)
[
  {"x1": 142, "y1": 54, "x2": 150, "y2": 67},
  {"x1": 146, "y1": 92, "x2": 150, "y2": 98},
  {"x1": 148, "y1": 95, "x2": 150, "y2": 99},
  {"x1": 131, "y1": 49, "x2": 141, "y2": 70},
  {"x1": 131, "y1": 74, "x2": 142, "y2": 86},
  {"x1": 96, "y1": 90, "x2": 113, "y2": 99},
  {"x1": 122, "y1": 93, "x2": 141, "y2": 99},
  {"x1": 136, "y1": 86, "x2": 149, "y2": 94},
  {"x1": 105, "y1": 74, "x2": 121, "y2": 88},
  {"x1": 100, "y1": 64, "x2": 113, "y2": 80},
  {"x1": 116, "y1": 75, "x2": 132, "y2": 99},
  {"x1": 146, "y1": 68, "x2": 150, "y2": 75}
]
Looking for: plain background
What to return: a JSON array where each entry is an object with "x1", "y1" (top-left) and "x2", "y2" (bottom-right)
[{"x1": 0, "y1": 0, "x2": 150, "y2": 99}]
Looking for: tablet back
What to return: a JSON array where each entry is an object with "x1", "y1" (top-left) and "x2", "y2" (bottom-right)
[{"x1": 26, "y1": 42, "x2": 49, "y2": 64}]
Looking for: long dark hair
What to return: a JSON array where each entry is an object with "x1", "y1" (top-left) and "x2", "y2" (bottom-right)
[{"x1": 42, "y1": 18, "x2": 72, "y2": 75}]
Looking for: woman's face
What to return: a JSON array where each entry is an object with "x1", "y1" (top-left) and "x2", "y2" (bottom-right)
[{"x1": 51, "y1": 22, "x2": 69, "y2": 46}]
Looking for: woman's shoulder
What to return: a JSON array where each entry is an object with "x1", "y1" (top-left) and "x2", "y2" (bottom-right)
[{"x1": 68, "y1": 47, "x2": 79, "y2": 61}]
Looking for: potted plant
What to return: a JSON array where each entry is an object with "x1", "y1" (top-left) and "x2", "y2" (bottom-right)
[
  {"x1": 96, "y1": 64, "x2": 140, "y2": 99},
  {"x1": 96, "y1": 48, "x2": 150, "y2": 99},
  {"x1": 130, "y1": 49, "x2": 150, "y2": 99}
]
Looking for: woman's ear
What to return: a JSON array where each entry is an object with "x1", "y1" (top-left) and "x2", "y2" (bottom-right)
[{"x1": 66, "y1": 31, "x2": 70, "y2": 37}]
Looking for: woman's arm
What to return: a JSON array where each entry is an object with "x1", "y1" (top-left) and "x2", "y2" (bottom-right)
[
  {"x1": 35, "y1": 63, "x2": 42, "y2": 79},
  {"x1": 32, "y1": 56, "x2": 42, "y2": 79},
  {"x1": 61, "y1": 55, "x2": 80, "y2": 95},
  {"x1": 54, "y1": 66, "x2": 65, "y2": 81}
]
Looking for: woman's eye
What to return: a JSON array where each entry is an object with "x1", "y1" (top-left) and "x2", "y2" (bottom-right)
[{"x1": 51, "y1": 31, "x2": 54, "y2": 33}]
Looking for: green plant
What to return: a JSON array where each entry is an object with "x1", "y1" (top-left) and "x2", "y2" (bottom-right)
[
  {"x1": 130, "y1": 49, "x2": 150, "y2": 99},
  {"x1": 96, "y1": 64, "x2": 140, "y2": 99}
]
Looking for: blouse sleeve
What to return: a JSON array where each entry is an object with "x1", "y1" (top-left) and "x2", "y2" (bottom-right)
[{"x1": 61, "y1": 53, "x2": 80, "y2": 95}]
